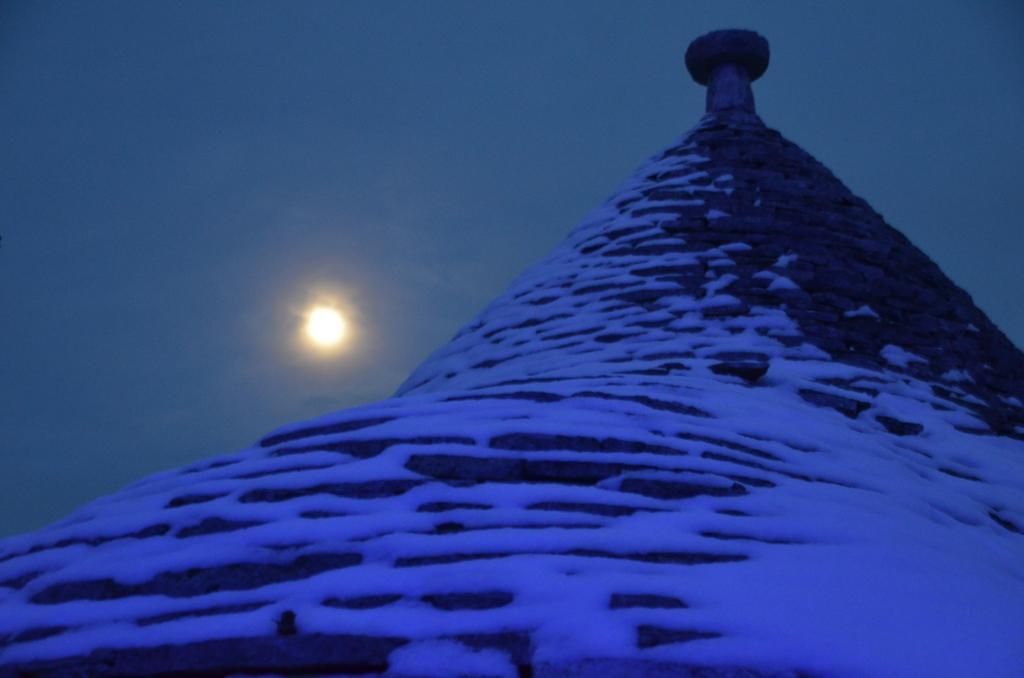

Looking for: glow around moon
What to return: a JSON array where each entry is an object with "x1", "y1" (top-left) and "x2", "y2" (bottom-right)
[{"x1": 305, "y1": 306, "x2": 347, "y2": 348}]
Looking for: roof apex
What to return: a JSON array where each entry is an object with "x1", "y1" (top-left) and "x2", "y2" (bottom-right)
[{"x1": 686, "y1": 29, "x2": 770, "y2": 113}]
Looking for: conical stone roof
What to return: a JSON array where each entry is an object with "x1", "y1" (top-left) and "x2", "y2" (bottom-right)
[{"x1": 2, "y1": 30, "x2": 1023, "y2": 677}]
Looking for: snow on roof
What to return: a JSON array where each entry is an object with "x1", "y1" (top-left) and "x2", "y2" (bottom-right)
[{"x1": 1, "y1": 29, "x2": 1023, "y2": 677}]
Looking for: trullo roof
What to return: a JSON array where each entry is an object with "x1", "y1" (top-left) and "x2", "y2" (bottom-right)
[{"x1": 2, "y1": 29, "x2": 1023, "y2": 678}]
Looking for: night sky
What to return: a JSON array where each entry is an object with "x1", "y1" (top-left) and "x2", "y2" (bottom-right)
[{"x1": 1, "y1": 1, "x2": 1021, "y2": 537}]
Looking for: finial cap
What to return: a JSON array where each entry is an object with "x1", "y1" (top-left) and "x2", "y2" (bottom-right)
[{"x1": 685, "y1": 29, "x2": 770, "y2": 85}]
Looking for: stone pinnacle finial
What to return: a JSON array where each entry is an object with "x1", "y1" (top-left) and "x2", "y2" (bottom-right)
[{"x1": 685, "y1": 29, "x2": 770, "y2": 114}]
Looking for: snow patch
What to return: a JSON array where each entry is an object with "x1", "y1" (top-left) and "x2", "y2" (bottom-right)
[
  {"x1": 880, "y1": 345, "x2": 928, "y2": 368},
  {"x1": 843, "y1": 305, "x2": 879, "y2": 320},
  {"x1": 941, "y1": 369, "x2": 974, "y2": 383},
  {"x1": 767, "y1": 276, "x2": 800, "y2": 292},
  {"x1": 703, "y1": 274, "x2": 738, "y2": 296}
]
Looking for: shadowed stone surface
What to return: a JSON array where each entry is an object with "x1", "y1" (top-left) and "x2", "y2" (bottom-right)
[
  {"x1": 611, "y1": 593, "x2": 688, "y2": 609},
  {"x1": 1, "y1": 634, "x2": 408, "y2": 677},
  {"x1": 30, "y1": 552, "x2": 361, "y2": 604}
]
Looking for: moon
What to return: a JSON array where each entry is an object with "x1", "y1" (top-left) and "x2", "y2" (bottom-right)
[{"x1": 305, "y1": 306, "x2": 347, "y2": 347}]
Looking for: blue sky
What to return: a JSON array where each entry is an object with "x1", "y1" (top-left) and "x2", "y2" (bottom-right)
[{"x1": 1, "y1": 0, "x2": 1021, "y2": 536}]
